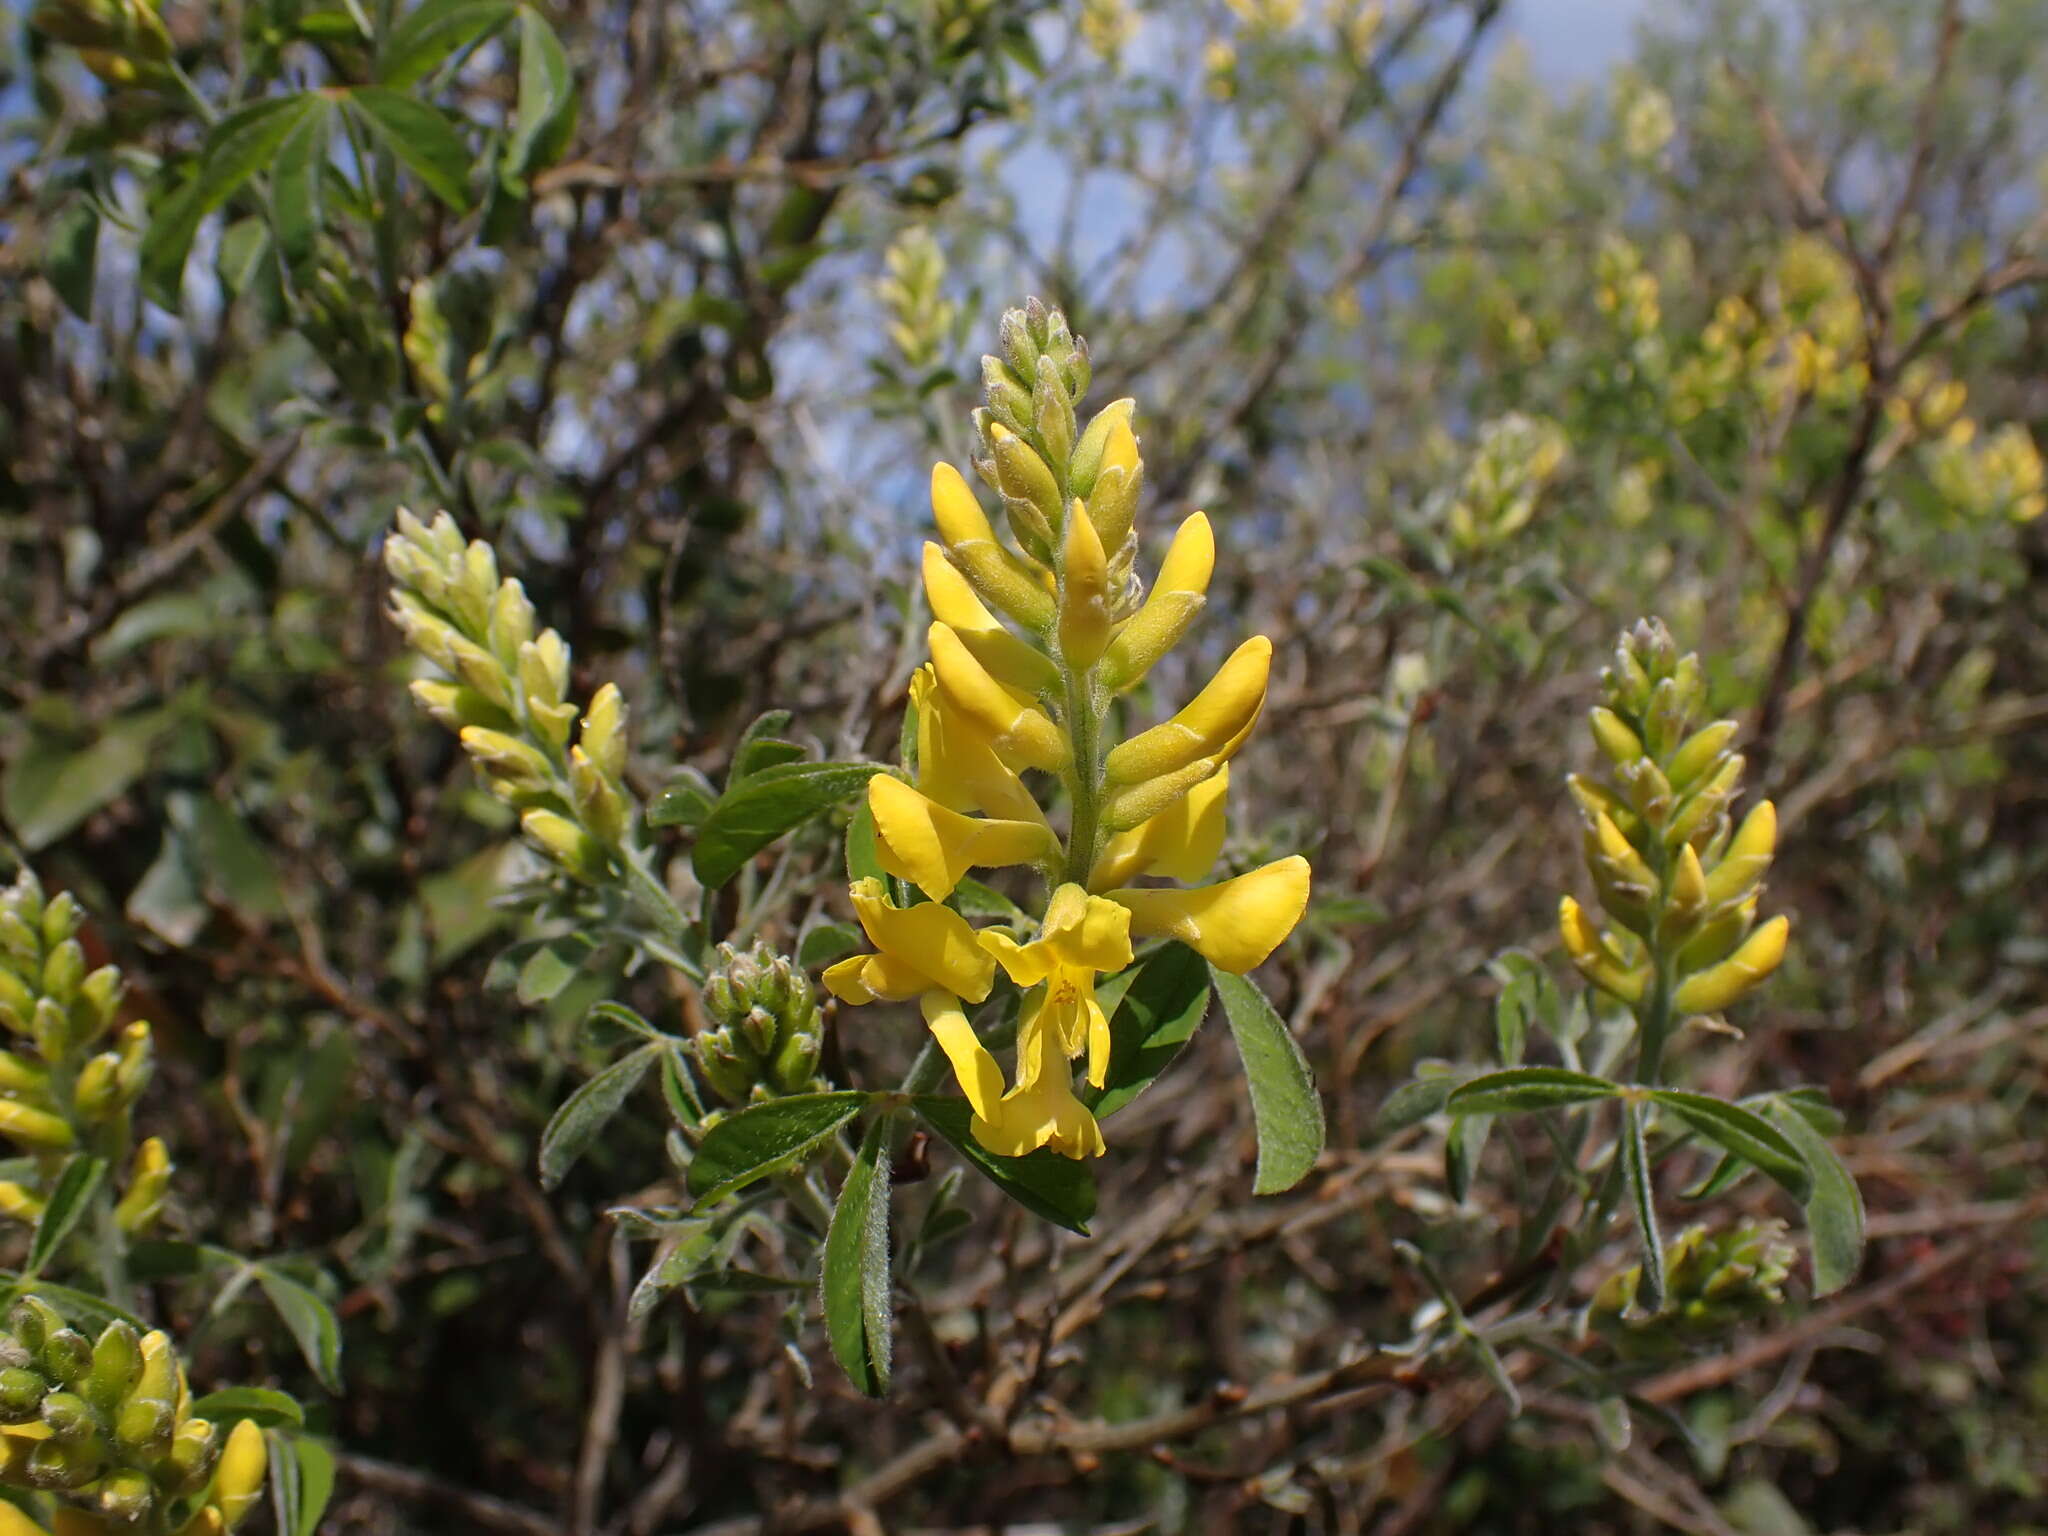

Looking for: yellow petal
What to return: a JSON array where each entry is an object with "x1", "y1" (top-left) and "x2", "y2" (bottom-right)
[
  {"x1": 930, "y1": 623, "x2": 1070, "y2": 773},
  {"x1": 1090, "y1": 764, "x2": 1230, "y2": 889},
  {"x1": 869, "y1": 775, "x2": 1055, "y2": 902},
  {"x1": 980, "y1": 929, "x2": 1055, "y2": 989},
  {"x1": 921, "y1": 543, "x2": 1059, "y2": 695},
  {"x1": 0, "y1": 1501, "x2": 51, "y2": 1536},
  {"x1": 1703, "y1": 799, "x2": 1776, "y2": 909},
  {"x1": 922, "y1": 992, "x2": 1005, "y2": 1122},
  {"x1": 1101, "y1": 512, "x2": 1215, "y2": 691},
  {"x1": 821, "y1": 955, "x2": 880, "y2": 1005},
  {"x1": 930, "y1": 463, "x2": 1055, "y2": 631},
  {"x1": 847, "y1": 878, "x2": 997, "y2": 1002},
  {"x1": 1104, "y1": 634, "x2": 1270, "y2": 786},
  {"x1": 1058, "y1": 496, "x2": 1115, "y2": 671},
  {"x1": 1673, "y1": 914, "x2": 1789, "y2": 1013},
  {"x1": 1106, "y1": 855, "x2": 1310, "y2": 973},
  {"x1": 1039, "y1": 883, "x2": 1135, "y2": 973},
  {"x1": 910, "y1": 666, "x2": 1045, "y2": 824},
  {"x1": 974, "y1": 1058, "x2": 1106, "y2": 1160}
]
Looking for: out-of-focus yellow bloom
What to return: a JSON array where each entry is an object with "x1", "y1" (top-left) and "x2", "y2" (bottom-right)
[
  {"x1": 981, "y1": 885, "x2": 1133, "y2": 1089},
  {"x1": 210, "y1": 1419, "x2": 267, "y2": 1532},
  {"x1": 1104, "y1": 856, "x2": 1310, "y2": 974},
  {"x1": 867, "y1": 774, "x2": 1057, "y2": 903},
  {"x1": 822, "y1": 879, "x2": 996, "y2": 1005}
]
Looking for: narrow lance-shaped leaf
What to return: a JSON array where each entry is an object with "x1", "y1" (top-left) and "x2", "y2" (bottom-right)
[
  {"x1": 686, "y1": 1091, "x2": 872, "y2": 1204},
  {"x1": 1447, "y1": 1066, "x2": 1619, "y2": 1117},
  {"x1": 1621, "y1": 1098, "x2": 1664, "y2": 1312},
  {"x1": 347, "y1": 88, "x2": 474, "y2": 211},
  {"x1": 1765, "y1": 1101, "x2": 1865, "y2": 1297},
  {"x1": 692, "y1": 762, "x2": 884, "y2": 890},
  {"x1": 1647, "y1": 1088, "x2": 1812, "y2": 1203},
  {"x1": 1212, "y1": 967, "x2": 1324, "y2": 1195},
  {"x1": 253, "y1": 1267, "x2": 344, "y2": 1391},
  {"x1": 538, "y1": 1043, "x2": 659, "y2": 1189},
  {"x1": 28, "y1": 1155, "x2": 107, "y2": 1277},
  {"x1": 821, "y1": 1116, "x2": 892, "y2": 1396}
]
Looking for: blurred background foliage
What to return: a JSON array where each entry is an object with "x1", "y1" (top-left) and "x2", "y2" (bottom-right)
[{"x1": 1, "y1": 0, "x2": 2045, "y2": 1530}]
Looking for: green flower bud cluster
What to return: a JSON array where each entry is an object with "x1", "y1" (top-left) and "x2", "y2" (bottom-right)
[
  {"x1": 967, "y1": 300, "x2": 1144, "y2": 617},
  {"x1": 876, "y1": 228, "x2": 959, "y2": 373},
  {"x1": 1444, "y1": 411, "x2": 1568, "y2": 552},
  {"x1": 1557, "y1": 620, "x2": 1788, "y2": 1027},
  {"x1": 385, "y1": 510, "x2": 637, "y2": 884},
  {"x1": 297, "y1": 256, "x2": 403, "y2": 403},
  {"x1": 1589, "y1": 1222, "x2": 1794, "y2": 1353},
  {"x1": 693, "y1": 944, "x2": 823, "y2": 1105},
  {"x1": 0, "y1": 873, "x2": 168, "y2": 1236},
  {"x1": 0, "y1": 1297, "x2": 267, "y2": 1532}
]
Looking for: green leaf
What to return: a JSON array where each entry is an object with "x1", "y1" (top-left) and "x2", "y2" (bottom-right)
[
  {"x1": 538, "y1": 1043, "x2": 658, "y2": 1189},
  {"x1": 28, "y1": 1156, "x2": 106, "y2": 1277},
  {"x1": 271, "y1": 97, "x2": 332, "y2": 269},
  {"x1": 912, "y1": 1096, "x2": 1095, "y2": 1235},
  {"x1": 1374, "y1": 1069, "x2": 1466, "y2": 1134},
  {"x1": 0, "y1": 1279, "x2": 142, "y2": 1333},
  {"x1": 179, "y1": 793, "x2": 287, "y2": 921},
  {"x1": 253, "y1": 1267, "x2": 344, "y2": 1391},
  {"x1": 686, "y1": 1091, "x2": 870, "y2": 1204},
  {"x1": 1648, "y1": 1089, "x2": 1812, "y2": 1203},
  {"x1": 140, "y1": 94, "x2": 321, "y2": 310},
  {"x1": 951, "y1": 877, "x2": 1026, "y2": 920},
  {"x1": 845, "y1": 793, "x2": 885, "y2": 884},
  {"x1": 1211, "y1": 968, "x2": 1324, "y2": 1195},
  {"x1": 1447, "y1": 1066, "x2": 1619, "y2": 1117},
  {"x1": 266, "y1": 1429, "x2": 337, "y2": 1536},
  {"x1": 1621, "y1": 1099, "x2": 1664, "y2": 1312},
  {"x1": 517, "y1": 935, "x2": 594, "y2": 1006},
  {"x1": 3, "y1": 711, "x2": 169, "y2": 852},
  {"x1": 507, "y1": 6, "x2": 576, "y2": 176},
  {"x1": 188, "y1": 1386, "x2": 306, "y2": 1428},
  {"x1": 380, "y1": 0, "x2": 514, "y2": 87},
  {"x1": 821, "y1": 1116, "x2": 892, "y2": 1396},
  {"x1": 647, "y1": 766, "x2": 717, "y2": 829},
  {"x1": 1446, "y1": 1111, "x2": 1489, "y2": 1204},
  {"x1": 797, "y1": 922, "x2": 862, "y2": 969},
  {"x1": 692, "y1": 762, "x2": 884, "y2": 890},
  {"x1": 47, "y1": 200, "x2": 99, "y2": 319},
  {"x1": 347, "y1": 88, "x2": 473, "y2": 210},
  {"x1": 1090, "y1": 942, "x2": 1209, "y2": 1117},
  {"x1": 1764, "y1": 1103, "x2": 1865, "y2": 1297},
  {"x1": 730, "y1": 710, "x2": 801, "y2": 782}
]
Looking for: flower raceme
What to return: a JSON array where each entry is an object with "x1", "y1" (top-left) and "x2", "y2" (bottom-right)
[{"x1": 825, "y1": 301, "x2": 1310, "y2": 1160}]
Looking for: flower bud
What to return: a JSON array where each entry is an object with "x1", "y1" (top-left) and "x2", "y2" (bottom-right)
[
  {"x1": 97, "y1": 1465, "x2": 155, "y2": 1523},
  {"x1": 85, "y1": 1323, "x2": 141, "y2": 1415},
  {"x1": 981, "y1": 355, "x2": 1033, "y2": 432},
  {"x1": 26, "y1": 1433, "x2": 101, "y2": 1490},
  {"x1": 1672, "y1": 915, "x2": 1789, "y2": 1013},
  {"x1": 0, "y1": 970, "x2": 34, "y2": 1034},
  {"x1": 1558, "y1": 896, "x2": 1647, "y2": 1003},
  {"x1": 212, "y1": 1419, "x2": 267, "y2": 1531},
  {"x1": 930, "y1": 465, "x2": 1056, "y2": 631},
  {"x1": 0, "y1": 1050, "x2": 49, "y2": 1096},
  {"x1": 77, "y1": 965, "x2": 122, "y2": 1035},
  {"x1": 1100, "y1": 513, "x2": 1213, "y2": 692},
  {"x1": 1667, "y1": 718, "x2": 1738, "y2": 788},
  {"x1": 41, "y1": 892, "x2": 80, "y2": 949},
  {"x1": 114, "y1": 1020, "x2": 153, "y2": 1103},
  {"x1": 1702, "y1": 800, "x2": 1776, "y2": 910},
  {"x1": 10, "y1": 1297, "x2": 63, "y2": 1354},
  {"x1": 1068, "y1": 398, "x2": 1136, "y2": 499},
  {"x1": 459, "y1": 727, "x2": 553, "y2": 788},
  {"x1": 928, "y1": 625, "x2": 1069, "y2": 773},
  {"x1": 580, "y1": 683, "x2": 629, "y2": 785},
  {"x1": 40, "y1": 939, "x2": 85, "y2": 1007},
  {"x1": 1588, "y1": 706, "x2": 1643, "y2": 768},
  {"x1": 40, "y1": 1388, "x2": 99, "y2": 1443},
  {"x1": 0, "y1": 1183, "x2": 45, "y2": 1224},
  {"x1": 1032, "y1": 353, "x2": 1076, "y2": 472},
  {"x1": 0, "y1": 1098, "x2": 74, "y2": 1152},
  {"x1": 114, "y1": 1138, "x2": 171, "y2": 1234},
  {"x1": 33, "y1": 996, "x2": 70, "y2": 1064},
  {"x1": 42, "y1": 1328, "x2": 92, "y2": 1386},
  {"x1": 164, "y1": 1415, "x2": 220, "y2": 1491},
  {"x1": 73, "y1": 1051, "x2": 121, "y2": 1122},
  {"x1": 919, "y1": 546, "x2": 1059, "y2": 695},
  {"x1": 0, "y1": 1367, "x2": 48, "y2": 1420},
  {"x1": 568, "y1": 747, "x2": 629, "y2": 847},
  {"x1": 520, "y1": 811, "x2": 608, "y2": 882},
  {"x1": 1058, "y1": 495, "x2": 1115, "y2": 671},
  {"x1": 989, "y1": 422, "x2": 1063, "y2": 558},
  {"x1": 1104, "y1": 635, "x2": 1270, "y2": 786},
  {"x1": 1665, "y1": 753, "x2": 1743, "y2": 847}
]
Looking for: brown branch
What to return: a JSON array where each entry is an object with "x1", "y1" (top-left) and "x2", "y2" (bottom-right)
[{"x1": 337, "y1": 1450, "x2": 563, "y2": 1536}]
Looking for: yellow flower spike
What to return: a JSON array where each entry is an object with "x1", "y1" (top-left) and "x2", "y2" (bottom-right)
[
  {"x1": 1702, "y1": 800, "x2": 1777, "y2": 910},
  {"x1": 1100, "y1": 512, "x2": 1215, "y2": 692},
  {"x1": 867, "y1": 775, "x2": 1058, "y2": 902},
  {"x1": 1558, "y1": 896, "x2": 1648, "y2": 1003},
  {"x1": 1672, "y1": 914, "x2": 1790, "y2": 1013},
  {"x1": 928, "y1": 624, "x2": 1071, "y2": 774},
  {"x1": 979, "y1": 885, "x2": 1133, "y2": 1087},
  {"x1": 822, "y1": 878, "x2": 997, "y2": 1006},
  {"x1": 1105, "y1": 855, "x2": 1310, "y2": 974},
  {"x1": 211, "y1": 1419, "x2": 267, "y2": 1532},
  {"x1": 909, "y1": 666, "x2": 1044, "y2": 824},
  {"x1": 1089, "y1": 764, "x2": 1230, "y2": 890},
  {"x1": 1104, "y1": 634, "x2": 1271, "y2": 786},
  {"x1": 930, "y1": 463, "x2": 1056, "y2": 631},
  {"x1": 1058, "y1": 495, "x2": 1116, "y2": 671},
  {"x1": 920, "y1": 544, "x2": 1060, "y2": 696}
]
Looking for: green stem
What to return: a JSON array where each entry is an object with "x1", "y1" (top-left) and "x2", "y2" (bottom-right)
[
  {"x1": 1060, "y1": 667, "x2": 1104, "y2": 887},
  {"x1": 1634, "y1": 959, "x2": 1674, "y2": 1086}
]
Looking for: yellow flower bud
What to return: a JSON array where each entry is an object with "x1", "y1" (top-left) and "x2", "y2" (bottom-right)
[
  {"x1": 1558, "y1": 896, "x2": 1647, "y2": 1003},
  {"x1": 1672, "y1": 915, "x2": 1790, "y2": 1013},
  {"x1": 930, "y1": 463, "x2": 1055, "y2": 631},
  {"x1": 920, "y1": 545, "x2": 1059, "y2": 696},
  {"x1": 988, "y1": 422, "x2": 1063, "y2": 556},
  {"x1": 458, "y1": 727, "x2": 553, "y2": 788},
  {"x1": 1667, "y1": 719, "x2": 1738, "y2": 788},
  {"x1": 115, "y1": 1137, "x2": 172, "y2": 1234},
  {"x1": 568, "y1": 747, "x2": 629, "y2": 847},
  {"x1": 1702, "y1": 800, "x2": 1776, "y2": 910},
  {"x1": 1089, "y1": 765, "x2": 1229, "y2": 889},
  {"x1": 0, "y1": 1182, "x2": 44, "y2": 1224},
  {"x1": 1665, "y1": 753, "x2": 1744, "y2": 847},
  {"x1": 211, "y1": 1419, "x2": 267, "y2": 1531},
  {"x1": 1100, "y1": 512, "x2": 1214, "y2": 692},
  {"x1": 520, "y1": 810, "x2": 608, "y2": 881},
  {"x1": 580, "y1": 682, "x2": 629, "y2": 784},
  {"x1": 1084, "y1": 416, "x2": 1143, "y2": 554},
  {"x1": 1068, "y1": 397, "x2": 1135, "y2": 498},
  {"x1": 1058, "y1": 494, "x2": 1116, "y2": 671},
  {"x1": 1589, "y1": 810, "x2": 1656, "y2": 897},
  {"x1": 1677, "y1": 896, "x2": 1757, "y2": 973},
  {"x1": 0, "y1": 1099, "x2": 75, "y2": 1152},
  {"x1": 1104, "y1": 634, "x2": 1270, "y2": 786},
  {"x1": 927, "y1": 625, "x2": 1070, "y2": 773},
  {"x1": 1589, "y1": 706, "x2": 1644, "y2": 766},
  {"x1": 1657, "y1": 843, "x2": 1709, "y2": 946}
]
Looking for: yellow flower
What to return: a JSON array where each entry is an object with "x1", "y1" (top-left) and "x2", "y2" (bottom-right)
[
  {"x1": 980, "y1": 885, "x2": 1134, "y2": 1089},
  {"x1": 921, "y1": 542, "x2": 1058, "y2": 695},
  {"x1": 923, "y1": 993, "x2": 1105, "y2": 1159},
  {"x1": 1088, "y1": 765, "x2": 1230, "y2": 890},
  {"x1": 867, "y1": 774, "x2": 1057, "y2": 903},
  {"x1": 1104, "y1": 634, "x2": 1270, "y2": 787},
  {"x1": 822, "y1": 878, "x2": 997, "y2": 1005},
  {"x1": 908, "y1": 665, "x2": 1043, "y2": 824},
  {"x1": 1101, "y1": 511, "x2": 1214, "y2": 691},
  {"x1": 928, "y1": 623, "x2": 1070, "y2": 773},
  {"x1": 929, "y1": 463, "x2": 1055, "y2": 631},
  {"x1": 1103, "y1": 855, "x2": 1310, "y2": 973}
]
